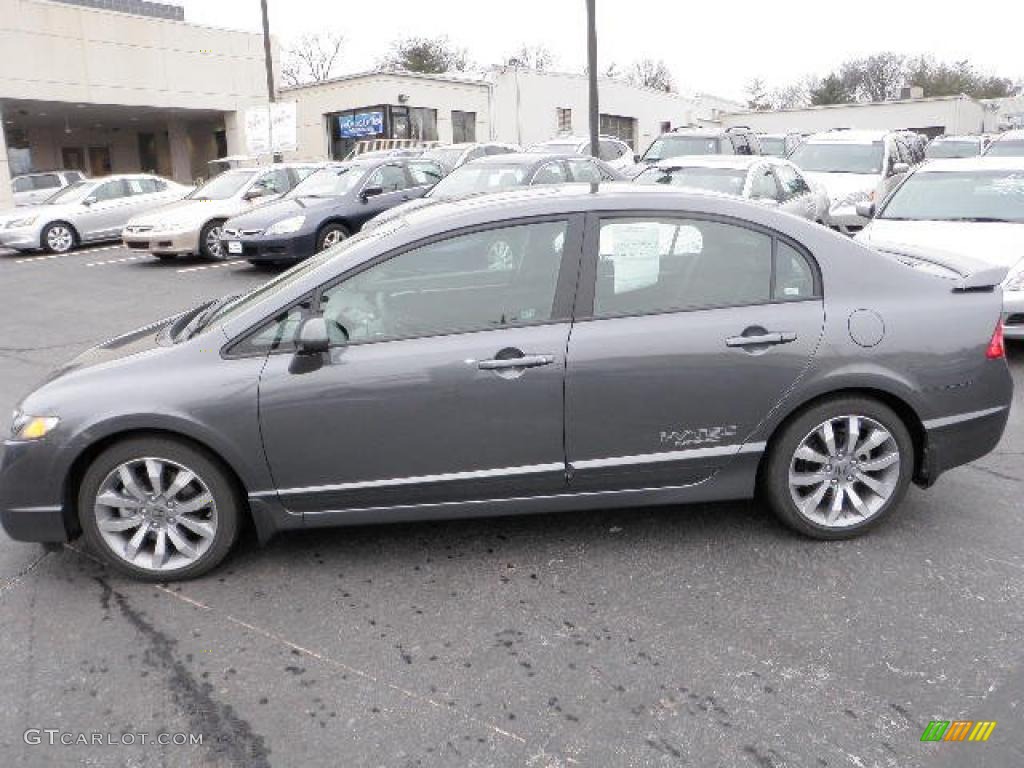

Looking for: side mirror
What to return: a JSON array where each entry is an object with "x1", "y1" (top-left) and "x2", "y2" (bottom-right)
[
  {"x1": 296, "y1": 316, "x2": 330, "y2": 355},
  {"x1": 633, "y1": 154, "x2": 641, "y2": 164},
  {"x1": 360, "y1": 186, "x2": 384, "y2": 201},
  {"x1": 855, "y1": 201, "x2": 876, "y2": 219},
  {"x1": 890, "y1": 162, "x2": 910, "y2": 176},
  {"x1": 82, "y1": 196, "x2": 97, "y2": 206}
]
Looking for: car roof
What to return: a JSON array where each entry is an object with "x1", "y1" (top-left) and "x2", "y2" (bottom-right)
[
  {"x1": 468, "y1": 152, "x2": 571, "y2": 166},
  {"x1": 804, "y1": 129, "x2": 890, "y2": 143},
  {"x1": 917, "y1": 156, "x2": 1024, "y2": 172},
  {"x1": 654, "y1": 155, "x2": 763, "y2": 170}
]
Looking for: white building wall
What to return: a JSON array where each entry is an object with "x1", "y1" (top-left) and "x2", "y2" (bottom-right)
[
  {"x1": 280, "y1": 72, "x2": 492, "y2": 162},
  {"x1": 721, "y1": 96, "x2": 990, "y2": 136}
]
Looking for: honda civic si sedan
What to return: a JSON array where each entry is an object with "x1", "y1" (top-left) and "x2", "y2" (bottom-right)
[{"x1": 0, "y1": 185, "x2": 1012, "y2": 581}]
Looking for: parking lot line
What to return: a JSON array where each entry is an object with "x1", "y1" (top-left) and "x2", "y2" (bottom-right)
[
  {"x1": 85, "y1": 255, "x2": 149, "y2": 267},
  {"x1": 12, "y1": 244, "x2": 125, "y2": 265},
  {"x1": 176, "y1": 261, "x2": 246, "y2": 274}
]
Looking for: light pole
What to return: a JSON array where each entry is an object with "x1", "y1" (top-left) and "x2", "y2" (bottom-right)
[
  {"x1": 260, "y1": 0, "x2": 280, "y2": 161},
  {"x1": 586, "y1": 0, "x2": 599, "y2": 158}
]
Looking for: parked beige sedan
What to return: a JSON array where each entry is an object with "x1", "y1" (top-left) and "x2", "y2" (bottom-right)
[{"x1": 121, "y1": 163, "x2": 318, "y2": 260}]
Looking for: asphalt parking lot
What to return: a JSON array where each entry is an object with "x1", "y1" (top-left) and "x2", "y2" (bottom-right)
[{"x1": 0, "y1": 243, "x2": 1022, "y2": 768}]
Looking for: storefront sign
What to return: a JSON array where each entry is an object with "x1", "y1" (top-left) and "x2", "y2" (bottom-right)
[{"x1": 338, "y1": 111, "x2": 384, "y2": 138}]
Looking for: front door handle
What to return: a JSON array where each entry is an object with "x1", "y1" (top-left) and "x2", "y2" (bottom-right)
[
  {"x1": 725, "y1": 331, "x2": 797, "y2": 348},
  {"x1": 478, "y1": 354, "x2": 554, "y2": 370}
]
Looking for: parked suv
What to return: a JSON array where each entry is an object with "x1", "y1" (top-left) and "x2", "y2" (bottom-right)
[
  {"x1": 788, "y1": 129, "x2": 920, "y2": 235},
  {"x1": 527, "y1": 135, "x2": 636, "y2": 174},
  {"x1": 11, "y1": 169, "x2": 86, "y2": 206},
  {"x1": 984, "y1": 129, "x2": 1024, "y2": 157},
  {"x1": 638, "y1": 126, "x2": 761, "y2": 165}
]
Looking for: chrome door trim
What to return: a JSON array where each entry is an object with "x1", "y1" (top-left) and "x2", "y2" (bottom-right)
[{"x1": 571, "y1": 442, "x2": 766, "y2": 471}]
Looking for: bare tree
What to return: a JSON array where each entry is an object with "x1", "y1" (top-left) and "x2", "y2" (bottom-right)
[
  {"x1": 504, "y1": 44, "x2": 555, "y2": 70},
  {"x1": 628, "y1": 59, "x2": 675, "y2": 92},
  {"x1": 280, "y1": 32, "x2": 344, "y2": 87}
]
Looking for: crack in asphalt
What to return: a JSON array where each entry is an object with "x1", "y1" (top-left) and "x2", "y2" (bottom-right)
[
  {"x1": 0, "y1": 550, "x2": 51, "y2": 596},
  {"x1": 94, "y1": 576, "x2": 273, "y2": 768}
]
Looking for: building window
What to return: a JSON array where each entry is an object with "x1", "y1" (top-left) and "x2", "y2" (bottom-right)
[
  {"x1": 660, "y1": 121, "x2": 672, "y2": 135},
  {"x1": 599, "y1": 114, "x2": 637, "y2": 149},
  {"x1": 557, "y1": 108, "x2": 572, "y2": 134},
  {"x1": 452, "y1": 111, "x2": 476, "y2": 143},
  {"x1": 408, "y1": 107, "x2": 438, "y2": 141}
]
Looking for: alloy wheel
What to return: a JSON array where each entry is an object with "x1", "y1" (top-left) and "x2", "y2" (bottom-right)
[
  {"x1": 787, "y1": 415, "x2": 900, "y2": 528},
  {"x1": 320, "y1": 229, "x2": 346, "y2": 250},
  {"x1": 206, "y1": 225, "x2": 225, "y2": 259},
  {"x1": 93, "y1": 457, "x2": 218, "y2": 572},
  {"x1": 46, "y1": 225, "x2": 74, "y2": 253}
]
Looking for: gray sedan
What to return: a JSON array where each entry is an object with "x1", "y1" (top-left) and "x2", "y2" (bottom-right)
[
  {"x1": 0, "y1": 174, "x2": 191, "y2": 253},
  {"x1": 0, "y1": 185, "x2": 1012, "y2": 580}
]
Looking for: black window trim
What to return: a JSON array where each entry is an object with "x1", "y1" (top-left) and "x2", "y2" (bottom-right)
[
  {"x1": 572, "y1": 209, "x2": 822, "y2": 324},
  {"x1": 223, "y1": 213, "x2": 586, "y2": 358}
]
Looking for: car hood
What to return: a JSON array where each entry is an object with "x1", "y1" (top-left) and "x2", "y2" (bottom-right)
[
  {"x1": 803, "y1": 172, "x2": 878, "y2": 203},
  {"x1": 857, "y1": 219, "x2": 1024, "y2": 269},
  {"x1": 226, "y1": 196, "x2": 344, "y2": 229},
  {"x1": 127, "y1": 198, "x2": 244, "y2": 229}
]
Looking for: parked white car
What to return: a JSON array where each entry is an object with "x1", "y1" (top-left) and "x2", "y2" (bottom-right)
[
  {"x1": 854, "y1": 157, "x2": 1024, "y2": 340},
  {"x1": 122, "y1": 163, "x2": 318, "y2": 260},
  {"x1": 420, "y1": 142, "x2": 521, "y2": 173},
  {"x1": 12, "y1": 169, "x2": 87, "y2": 206},
  {"x1": 527, "y1": 134, "x2": 637, "y2": 174},
  {"x1": 788, "y1": 129, "x2": 920, "y2": 235},
  {"x1": 633, "y1": 155, "x2": 829, "y2": 222},
  {"x1": 0, "y1": 175, "x2": 190, "y2": 254}
]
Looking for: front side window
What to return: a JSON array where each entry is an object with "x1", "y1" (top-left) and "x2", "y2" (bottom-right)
[
  {"x1": 12, "y1": 177, "x2": 31, "y2": 193},
  {"x1": 750, "y1": 167, "x2": 781, "y2": 200},
  {"x1": 255, "y1": 168, "x2": 292, "y2": 195},
  {"x1": 365, "y1": 164, "x2": 409, "y2": 193},
  {"x1": 319, "y1": 221, "x2": 568, "y2": 344},
  {"x1": 565, "y1": 158, "x2": 603, "y2": 183},
  {"x1": 190, "y1": 170, "x2": 257, "y2": 200},
  {"x1": 92, "y1": 180, "x2": 129, "y2": 201},
  {"x1": 289, "y1": 166, "x2": 362, "y2": 198},
  {"x1": 774, "y1": 164, "x2": 809, "y2": 198},
  {"x1": 598, "y1": 140, "x2": 626, "y2": 161},
  {"x1": 33, "y1": 173, "x2": 61, "y2": 190},
  {"x1": 407, "y1": 161, "x2": 444, "y2": 186},
  {"x1": 428, "y1": 164, "x2": 530, "y2": 198},
  {"x1": 532, "y1": 162, "x2": 568, "y2": 185},
  {"x1": 594, "y1": 218, "x2": 774, "y2": 317}
]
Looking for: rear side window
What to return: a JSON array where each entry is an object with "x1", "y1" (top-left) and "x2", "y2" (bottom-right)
[
  {"x1": 33, "y1": 173, "x2": 61, "y2": 190},
  {"x1": 12, "y1": 177, "x2": 31, "y2": 193},
  {"x1": 593, "y1": 217, "x2": 817, "y2": 318},
  {"x1": 532, "y1": 162, "x2": 568, "y2": 185}
]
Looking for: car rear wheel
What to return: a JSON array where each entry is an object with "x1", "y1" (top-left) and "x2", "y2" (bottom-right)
[
  {"x1": 78, "y1": 437, "x2": 240, "y2": 581},
  {"x1": 316, "y1": 223, "x2": 348, "y2": 252},
  {"x1": 763, "y1": 397, "x2": 913, "y2": 539},
  {"x1": 41, "y1": 222, "x2": 76, "y2": 254},
  {"x1": 199, "y1": 220, "x2": 228, "y2": 260}
]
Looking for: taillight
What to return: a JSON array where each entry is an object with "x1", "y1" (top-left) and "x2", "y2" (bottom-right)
[{"x1": 986, "y1": 323, "x2": 1005, "y2": 359}]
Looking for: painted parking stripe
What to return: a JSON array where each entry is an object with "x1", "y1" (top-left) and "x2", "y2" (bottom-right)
[
  {"x1": 13, "y1": 244, "x2": 126, "y2": 264},
  {"x1": 176, "y1": 261, "x2": 247, "y2": 274},
  {"x1": 85, "y1": 255, "x2": 149, "y2": 267}
]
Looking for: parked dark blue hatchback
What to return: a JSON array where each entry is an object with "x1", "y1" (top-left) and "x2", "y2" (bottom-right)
[{"x1": 220, "y1": 157, "x2": 444, "y2": 265}]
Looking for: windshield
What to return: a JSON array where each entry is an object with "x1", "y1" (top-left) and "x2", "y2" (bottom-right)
[
  {"x1": 789, "y1": 141, "x2": 884, "y2": 174},
  {"x1": 641, "y1": 136, "x2": 721, "y2": 163},
  {"x1": 986, "y1": 141, "x2": 1024, "y2": 157},
  {"x1": 428, "y1": 164, "x2": 530, "y2": 198},
  {"x1": 879, "y1": 170, "x2": 1024, "y2": 223},
  {"x1": 423, "y1": 147, "x2": 467, "y2": 168},
  {"x1": 529, "y1": 142, "x2": 579, "y2": 155},
  {"x1": 925, "y1": 141, "x2": 979, "y2": 159},
  {"x1": 43, "y1": 180, "x2": 92, "y2": 204},
  {"x1": 288, "y1": 166, "x2": 363, "y2": 198},
  {"x1": 188, "y1": 170, "x2": 257, "y2": 200},
  {"x1": 760, "y1": 138, "x2": 788, "y2": 157},
  {"x1": 634, "y1": 166, "x2": 747, "y2": 195}
]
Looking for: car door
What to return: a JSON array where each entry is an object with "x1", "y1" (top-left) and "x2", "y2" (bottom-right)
[
  {"x1": 75, "y1": 179, "x2": 135, "y2": 240},
  {"x1": 565, "y1": 214, "x2": 824, "y2": 493},
  {"x1": 255, "y1": 216, "x2": 583, "y2": 513},
  {"x1": 773, "y1": 163, "x2": 817, "y2": 220},
  {"x1": 348, "y1": 163, "x2": 417, "y2": 229}
]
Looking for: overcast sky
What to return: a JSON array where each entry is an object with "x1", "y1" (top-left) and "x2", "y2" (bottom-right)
[{"x1": 180, "y1": 0, "x2": 1023, "y2": 102}]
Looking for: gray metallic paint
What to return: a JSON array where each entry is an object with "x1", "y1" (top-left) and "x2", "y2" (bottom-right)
[{"x1": 0, "y1": 185, "x2": 1013, "y2": 545}]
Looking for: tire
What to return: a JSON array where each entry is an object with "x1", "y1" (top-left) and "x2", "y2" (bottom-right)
[
  {"x1": 77, "y1": 436, "x2": 241, "y2": 581},
  {"x1": 316, "y1": 223, "x2": 349, "y2": 252},
  {"x1": 199, "y1": 220, "x2": 228, "y2": 260},
  {"x1": 41, "y1": 221, "x2": 76, "y2": 254},
  {"x1": 763, "y1": 396, "x2": 914, "y2": 539}
]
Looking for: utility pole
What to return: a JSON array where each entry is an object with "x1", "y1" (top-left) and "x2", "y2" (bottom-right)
[
  {"x1": 260, "y1": 0, "x2": 279, "y2": 161},
  {"x1": 586, "y1": 0, "x2": 599, "y2": 158}
]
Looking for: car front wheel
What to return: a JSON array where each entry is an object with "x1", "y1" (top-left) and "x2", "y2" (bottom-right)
[
  {"x1": 316, "y1": 223, "x2": 348, "y2": 252},
  {"x1": 41, "y1": 222, "x2": 76, "y2": 254},
  {"x1": 78, "y1": 437, "x2": 240, "y2": 581},
  {"x1": 764, "y1": 397, "x2": 913, "y2": 539},
  {"x1": 199, "y1": 220, "x2": 228, "y2": 260}
]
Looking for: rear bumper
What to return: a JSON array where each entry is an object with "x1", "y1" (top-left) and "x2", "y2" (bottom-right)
[
  {"x1": 122, "y1": 229, "x2": 199, "y2": 255},
  {"x1": 0, "y1": 442, "x2": 73, "y2": 543},
  {"x1": 918, "y1": 405, "x2": 1010, "y2": 486},
  {"x1": 222, "y1": 232, "x2": 317, "y2": 263}
]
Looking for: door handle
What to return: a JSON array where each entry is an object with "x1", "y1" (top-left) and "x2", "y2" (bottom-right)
[
  {"x1": 478, "y1": 354, "x2": 554, "y2": 370},
  {"x1": 725, "y1": 332, "x2": 797, "y2": 348}
]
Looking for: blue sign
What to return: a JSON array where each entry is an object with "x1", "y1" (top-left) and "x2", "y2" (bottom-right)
[{"x1": 338, "y1": 111, "x2": 384, "y2": 138}]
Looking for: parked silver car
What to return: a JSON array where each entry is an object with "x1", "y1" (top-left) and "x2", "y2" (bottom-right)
[
  {"x1": 421, "y1": 142, "x2": 521, "y2": 173},
  {"x1": 11, "y1": 169, "x2": 87, "y2": 206},
  {"x1": 788, "y1": 129, "x2": 920, "y2": 235},
  {"x1": 633, "y1": 156, "x2": 829, "y2": 222},
  {"x1": 0, "y1": 174, "x2": 190, "y2": 253},
  {"x1": 528, "y1": 134, "x2": 637, "y2": 174},
  {"x1": 122, "y1": 164, "x2": 318, "y2": 260}
]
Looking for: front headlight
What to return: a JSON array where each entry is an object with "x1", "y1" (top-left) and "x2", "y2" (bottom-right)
[
  {"x1": 265, "y1": 215, "x2": 306, "y2": 236},
  {"x1": 6, "y1": 215, "x2": 38, "y2": 228},
  {"x1": 10, "y1": 411, "x2": 60, "y2": 441}
]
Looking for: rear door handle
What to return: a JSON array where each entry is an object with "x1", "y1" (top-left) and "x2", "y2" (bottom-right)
[
  {"x1": 478, "y1": 354, "x2": 555, "y2": 370},
  {"x1": 725, "y1": 332, "x2": 797, "y2": 348}
]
